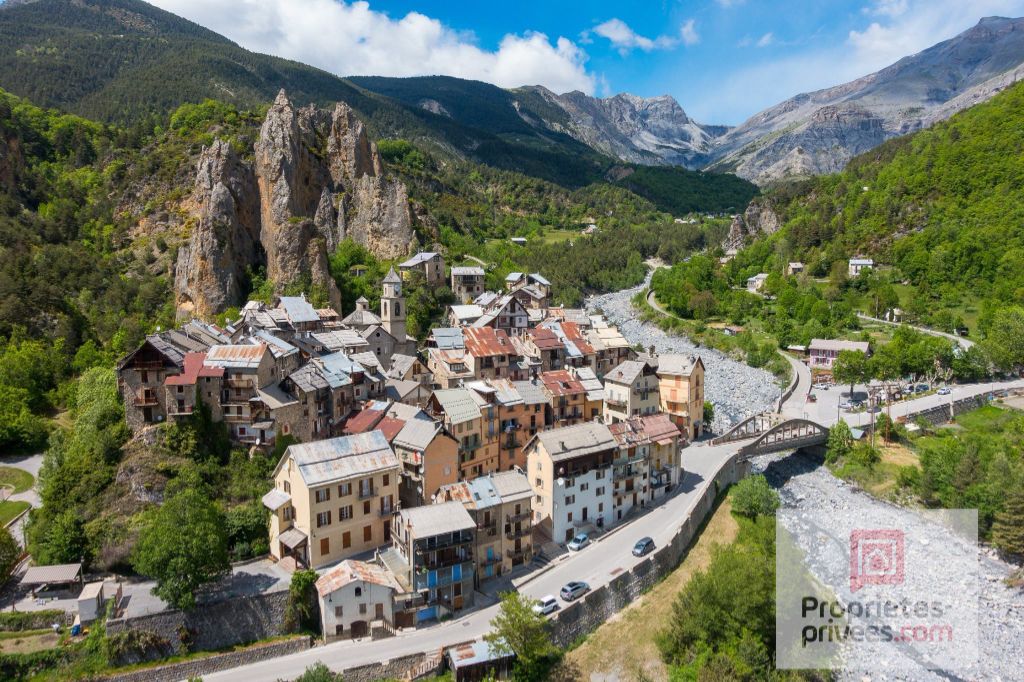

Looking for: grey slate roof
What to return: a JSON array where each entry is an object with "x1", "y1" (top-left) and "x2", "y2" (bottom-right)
[
  {"x1": 278, "y1": 296, "x2": 320, "y2": 324},
  {"x1": 452, "y1": 266, "x2": 484, "y2": 276},
  {"x1": 400, "y1": 252, "x2": 439, "y2": 267},
  {"x1": 535, "y1": 422, "x2": 617, "y2": 463},
  {"x1": 384, "y1": 266, "x2": 402, "y2": 283},
  {"x1": 387, "y1": 353, "x2": 418, "y2": 379},
  {"x1": 400, "y1": 500, "x2": 475, "y2": 537},
  {"x1": 605, "y1": 359, "x2": 648, "y2": 386},
  {"x1": 512, "y1": 379, "x2": 549, "y2": 405},
  {"x1": 393, "y1": 417, "x2": 442, "y2": 453},
  {"x1": 489, "y1": 469, "x2": 532, "y2": 502},
  {"x1": 654, "y1": 354, "x2": 699, "y2": 376}
]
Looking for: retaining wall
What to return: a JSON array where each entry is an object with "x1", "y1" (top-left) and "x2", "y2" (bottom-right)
[
  {"x1": 900, "y1": 392, "x2": 1000, "y2": 427},
  {"x1": 105, "y1": 589, "x2": 291, "y2": 663},
  {"x1": 341, "y1": 652, "x2": 430, "y2": 682},
  {"x1": 549, "y1": 455, "x2": 748, "y2": 648},
  {"x1": 100, "y1": 635, "x2": 311, "y2": 682}
]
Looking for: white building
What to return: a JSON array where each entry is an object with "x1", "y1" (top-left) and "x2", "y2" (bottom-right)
[
  {"x1": 316, "y1": 560, "x2": 400, "y2": 641},
  {"x1": 602, "y1": 359, "x2": 660, "y2": 424},
  {"x1": 524, "y1": 422, "x2": 617, "y2": 543},
  {"x1": 746, "y1": 273, "x2": 769, "y2": 293},
  {"x1": 848, "y1": 258, "x2": 874, "y2": 277}
]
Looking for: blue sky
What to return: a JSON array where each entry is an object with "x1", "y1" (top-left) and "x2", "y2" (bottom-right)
[{"x1": 151, "y1": 0, "x2": 1024, "y2": 125}]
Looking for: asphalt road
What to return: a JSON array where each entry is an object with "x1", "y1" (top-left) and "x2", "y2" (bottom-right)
[
  {"x1": 856, "y1": 313, "x2": 974, "y2": 348},
  {"x1": 200, "y1": 378, "x2": 1024, "y2": 682}
]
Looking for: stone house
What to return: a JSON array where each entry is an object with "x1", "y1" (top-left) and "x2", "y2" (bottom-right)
[
  {"x1": 264, "y1": 431, "x2": 402, "y2": 569},
  {"x1": 451, "y1": 266, "x2": 486, "y2": 304},
  {"x1": 602, "y1": 359, "x2": 659, "y2": 424},
  {"x1": 462, "y1": 327, "x2": 514, "y2": 381},
  {"x1": 316, "y1": 560, "x2": 400, "y2": 641},
  {"x1": 162, "y1": 352, "x2": 224, "y2": 424},
  {"x1": 524, "y1": 422, "x2": 617, "y2": 543},
  {"x1": 203, "y1": 344, "x2": 277, "y2": 442},
  {"x1": 426, "y1": 347, "x2": 474, "y2": 389},
  {"x1": 522, "y1": 327, "x2": 565, "y2": 373},
  {"x1": 398, "y1": 251, "x2": 446, "y2": 285}
]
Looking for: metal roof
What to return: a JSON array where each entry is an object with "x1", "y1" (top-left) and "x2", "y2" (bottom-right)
[
  {"x1": 451, "y1": 266, "x2": 485, "y2": 276},
  {"x1": 256, "y1": 383, "x2": 299, "y2": 409},
  {"x1": 809, "y1": 339, "x2": 870, "y2": 353},
  {"x1": 541, "y1": 370, "x2": 585, "y2": 397},
  {"x1": 610, "y1": 413, "x2": 681, "y2": 447},
  {"x1": 449, "y1": 304, "x2": 484, "y2": 321},
  {"x1": 463, "y1": 327, "x2": 512, "y2": 357},
  {"x1": 311, "y1": 330, "x2": 368, "y2": 352},
  {"x1": 251, "y1": 330, "x2": 298, "y2": 356},
  {"x1": 448, "y1": 641, "x2": 510, "y2": 669},
  {"x1": 262, "y1": 488, "x2": 291, "y2": 511},
  {"x1": 205, "y1": 344, "x2": 268, "y2": 370},
  {"x1": 20, "y1": 563, "x2": 82, "y2": 585},
  {"x1": 393, "y1": 417, "x2": 442, "y2": 453},
  {"x1": 535, "y1": 422, "x2": 617, "y2": 463},
  {"x1": 512, "y1": 379, "x2": 549, "y2": 405},
  {"x1": 399, "y1": 251, "x2": 439, "y2": 267},
  {"x1": 400, "y1": 500, "x2": 475, "y2": 537},
  {"x1": 654, "y1": 354, "x2": 699, "y2": 377},
  {"x1": 528, "y1": 327, "x2": 564, "y2": 351},
  {"x1": 341, "y1": 307, "x2": 382, "y2": 328},
  {"x1": 387, "y1": 354, "x2": 418, "y2": 379},
  {"x1": 605, "y1": 360, "x2": 649, "y2": 386},
  {"x1": 529, "y1": 273, "x2": 551, "y2": 286},
  {"x1": 316, "y1": 560, "x2": 401, "y2": 597},
  {"x1": 278, "y1": 296, "x2": 320, "y2": 324},
  {"x1": 279, "y1": 431, "x2": 401, "y2": 487},
  {"x1": 164, "y1": 352, "x2": 223, "y2": 386},
  {"x1": 430, "y1": 328, "x2": 465, "y2": 350},
  {"x1": 489, "y1": 469, "x2": 533, "y2": 502},
  {"x1": 431, "y1": 388, "x2": 482, "y2": 424}
]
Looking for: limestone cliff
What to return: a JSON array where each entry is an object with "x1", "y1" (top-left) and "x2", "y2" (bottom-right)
[
  {"x1": 724, "y1": 200, "x2": 781, "y2": 250},
  {"x1": 174, "y1": 90, "x2": 415, "y2": 318}
]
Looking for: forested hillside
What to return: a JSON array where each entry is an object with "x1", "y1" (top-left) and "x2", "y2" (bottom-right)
[{"x1": 724, "y1": 78, "x2": 1024, "y2": 336}]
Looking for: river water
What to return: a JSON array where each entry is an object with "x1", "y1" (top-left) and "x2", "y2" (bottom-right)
[{"x1": 587, "y1": 277, "x2": 1024, "y2": 681}]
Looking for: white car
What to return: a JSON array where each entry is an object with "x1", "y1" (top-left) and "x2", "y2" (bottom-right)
[
  {"x1": 839, "y1": 400, "x2": 854, "y2": 410},
  {"x1": 937, "y1": 387, "x2": 952, "y2": 395},
  {"x1": 567, "y1": 533, "x2": 590, "y2": 551},
  {"x1": 532, "y1": 595, "x2": 558, "y2": 616}
]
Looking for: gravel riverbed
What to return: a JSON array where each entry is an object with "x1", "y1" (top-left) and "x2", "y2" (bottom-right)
[{"x1": 586, "y1": 272, "x2": 780, "y2": 431}]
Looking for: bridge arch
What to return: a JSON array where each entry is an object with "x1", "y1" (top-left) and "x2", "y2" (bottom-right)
[{"x1": 737, "y1": 419, "x2": 829, "y2": 459}]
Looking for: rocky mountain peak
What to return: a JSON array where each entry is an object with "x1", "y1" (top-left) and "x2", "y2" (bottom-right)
[{"x1": 173, "y1": 91, "x2": 415, "y2": 319}]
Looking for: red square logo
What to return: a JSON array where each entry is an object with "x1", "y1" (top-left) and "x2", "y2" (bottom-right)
[{"x1": 850, "y1": 529, "x2": 904, "y2": 592}]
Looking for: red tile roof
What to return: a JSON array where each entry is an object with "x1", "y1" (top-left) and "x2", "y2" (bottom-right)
[
  {"x1": 164, "y1": 352, "x2": 223, "y2": 386},
  {"x1": 463, "y1": 326, "x2": 512, "y2": 358},
  {"x1": 540, "y1": 369, "x2": 584, "y2": 397},
  {"x1": 528, "y1": 327, "x2": 564, "y2": 351},
  {"x1": 561, "y1": 322, "x2": 595, "y2": 355}
]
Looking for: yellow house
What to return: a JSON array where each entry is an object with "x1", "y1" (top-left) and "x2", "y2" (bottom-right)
[
  {"x1": 653, "y1": 354, "x2": 706, "y2": 440},
  {"x1": 429, "y1": 388, "x2": 498, "y2": 479},
  {"x1": 264, "y1": 431, "x2": 402, "y2": 569}
]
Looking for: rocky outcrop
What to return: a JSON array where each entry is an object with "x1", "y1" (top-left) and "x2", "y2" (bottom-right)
[
  {"x1": 724, "y1": 200, "x2": 781, "y2": 250},
  {"x1": 174, "y1": 90, "x2": 415, "y2": 318},
  {"x1": 174, "y1": 139, "x2": 261, "y2": 319}
]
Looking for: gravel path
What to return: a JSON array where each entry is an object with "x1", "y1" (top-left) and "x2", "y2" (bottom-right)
[{"x1": 586, "y1": 272, "x2": 780, "y2": 432}]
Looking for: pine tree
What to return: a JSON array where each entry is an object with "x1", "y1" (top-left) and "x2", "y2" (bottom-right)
[{"x1": 991, "y1": 485, "x2": 1024, "y2": 556}]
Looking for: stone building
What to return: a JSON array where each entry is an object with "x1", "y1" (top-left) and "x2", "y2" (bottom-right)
[
  {"x1": 316, "y1": 560, "x2": 400, "y2": 641},
  {"x1": 451, "y1": 266, "x2": 485, "y2": 304}
]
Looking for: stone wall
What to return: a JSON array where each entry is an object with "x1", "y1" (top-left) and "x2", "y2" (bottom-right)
[
  {"x1": 106, "y1": 589, "x2": 290, "y2": 662},
  {"x1": 899, "y1": 391, "x2": 1004, "y2": 427},
  {"x1": 549, "y1": 455, "x2": 748, "y2": 648},
  {"x1": 341, "y1": 652, "x2": 430, "y2": 682},
  {"x1": 100, "y1": 635, "x2": 311, "y2": 682}
]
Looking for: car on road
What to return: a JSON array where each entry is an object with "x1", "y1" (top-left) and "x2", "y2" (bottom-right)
[
  {"x1": 937, "y1": 387, "x2": 951, "y2": 395},
  {"x1": 632, "y1": 537, "x2": 655, "y2": 557},
  {"x1": 567, "y1": 533, "x2": 590, "y2": 551},
  {"x1": 533, "y1": 595, "x2": 558, "y2": 616},
  {"x1": 839, "y1": 400, "x2": 854, "y2": 410},
  {"x1": 813, "y1": 382, "x2": 831, "y2": 390},
  {"x1": 807, "y1": 392, "x2": 817, "y2": 403},
  {"x1": 560, "y1": 581, "x2": 590, "y2": 601}
]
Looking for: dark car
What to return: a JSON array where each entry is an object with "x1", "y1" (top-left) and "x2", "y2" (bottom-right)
[
  {"x1": 560, "y1": 581, "x2": 590, "y2": 601},
  {"x1": 632, "y1": 537, "x2": 655, "y2": 557}
]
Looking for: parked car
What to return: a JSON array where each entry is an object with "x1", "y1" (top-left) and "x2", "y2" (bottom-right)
[
  {"x1": 807, "y1": 392, "x2": 817, "y2": 403},
  {"x1": 915, "y1": 384, "x2": 930, "y2": 393},
  {"x1": 937, "y1": 387, "x2": 951, "y2": 395},
  {"x1": 533, "y1": 595, "x2": 558, "y2": 616},
  {"x1": 632, "y1": 537, "x2": 655, "y2": 557},
  {"x1": 839, "y1": 400, "x2": 854, "y2": 410},
  {"x1": 560, "y1": 581, "x2": 590, "y2": 601},
  {"x1": 567, "y1": 533, "x2": 590, "y2": 551},
  {"x1": 813, "y1": 382, "x2": 831, "y2": 390}
]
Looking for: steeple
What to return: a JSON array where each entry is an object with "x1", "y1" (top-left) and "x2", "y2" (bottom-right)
[{"x1": 381, "y1": 266, "x2": 405, "y2": 340}]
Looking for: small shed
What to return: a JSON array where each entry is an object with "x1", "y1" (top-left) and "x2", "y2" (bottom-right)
[
  {"x1": 20, "y1": 563, "x2": 83, "y2": 595},
  {"x1": 446, "y1": 640, "x2": 514, "y2": 681},
  {"x1": 77, "y1": 581, "x2": 105, "y2": 623}
]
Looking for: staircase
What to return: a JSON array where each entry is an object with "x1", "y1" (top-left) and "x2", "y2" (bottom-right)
[{"x1": 402, "y1": 648, "x2": 444, "y2": 681}]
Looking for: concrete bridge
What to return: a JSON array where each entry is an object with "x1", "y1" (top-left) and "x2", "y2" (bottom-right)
[{"x1": 711, "y1": 412, "x2": 829, "y2": 461}]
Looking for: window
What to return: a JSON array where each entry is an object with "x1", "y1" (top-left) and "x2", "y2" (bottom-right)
[
  {"x1": 598, "y1": 502, "x2": 604, "y2": 513},
  {"x1": 334, "y1": 606, "x2": 343, "y2": 617},
  {"x1": 580, "y1": 482, "x2": 589, "y2": 492},
  {"x1": 354, "y1": 586, "x2": 362, "y2": 597},
  {"x1": 315, "y1": 488, "x2": 331, "y2": 503},
  {"x1": 320, "y1": 537, "x2": 330, "y2": 555},
  {"x1": 340, "y1": 505, "x2": 353, "y2": 521},
  {"x1": 140, "y1": 370, "x2": 148, "y2": 383},
  {"x1": 338, "y1": 482, "x2": 352, "y2": 497},
  {"x1": 283, "y1": 506, "x2": 294, "y2": 521},
  {"x1": 316, "y1": 511, "x2": 331, "y2": 527},
  {"x1": 363, "y1": 525, "x2": 372, "y2": 542},
  {"x1": 565, "y1": 494, "x2": 575, "y2": 505},
  {"x1": 363, "y1": 500, "x2": 371, "y2": 515},
  {"x1": 359, "y1": 603, "x2": 368, "y2": 615},
  {"x1": 283, "y1": 481, "x2": 291, "y2": 494},
  {"x1": 382, "y1": 474, "x2": 390, "y2": 486},
  {"x1": 343, "y1": 531, "x2": 351, "y2": 549},
  {"x1": 567, "y1": 511, "x2": 573, "y2": 522},
  {"x1": 596, "y1": 487, "x2": 605, "y2": 496}
]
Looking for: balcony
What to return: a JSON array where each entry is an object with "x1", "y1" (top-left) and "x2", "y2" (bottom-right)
[
  {"x1": 358, "y1": 487, "x2": 376, "y2": 500},
  {"x1": 416, "y1": 532, "x2": 473, "y2": 553},
  {"x1": 505, "y1": 548, "x2": 529, "y2": 562},
  {"x1": 379, "y1": 506, "x2": 395, "y2": 517},
  {"x1": 605, "y1": 396, "x2": 627, "y2": 409},
  {"x1": 505, "y1": 525, "x2": 531, "y2": 540},
  {"x1": 480, "y1": 554, "x2": 502, "y2": 566},
  {"x1": 226, "y1": 377, "x2": 254, "y2": 389},
  {"x1": 167, "y1": 404, "x2": 195, "y2": 417},
  {"x1": 506, "y1": 511, "x2": 530, "y2": 524},
  {"x1": 133, "y1": 392, "x2": 159, "y2": 407}
]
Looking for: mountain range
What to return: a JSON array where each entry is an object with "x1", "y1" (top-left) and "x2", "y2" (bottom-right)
[{"x1": 2, "y1": 0, "x2": 1023, "y2": 187}]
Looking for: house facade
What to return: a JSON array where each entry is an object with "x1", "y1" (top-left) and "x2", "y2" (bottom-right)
[
  {"x1": 653, "y1": 354, "x2": 706, "y2": 439},
  {"x1": 451, "y1": 267, "x2": 486, "y2": 304},
  {"x1": 316, "y1": 560, "x2": 400, "y2": 641},
  {"x1": 602, "y1": 360, "x2": 659, "y2": 424},
  {"x1": 809, "y1": 338, "x2": 870, "y2": 370}
]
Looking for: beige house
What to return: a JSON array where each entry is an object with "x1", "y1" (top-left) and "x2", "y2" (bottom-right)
[
  {"x1": 436, "y1": 469, "x2": 533, "y2": 582},
  {"x1": 316, "y1": 560, "x2": 400, "y2": 641},
  {"x1": 428, "y1": 388, "x2": 496, "y2": 479},
  {"x1": 609, "y1": 413, "x2": 683, "y2": 520},
  {"x1": 264, "y1": 431, "x2": 402, "y2": 569},
  {"x1": 602, "y1": 359, "x2": 660, "y2": 424}
]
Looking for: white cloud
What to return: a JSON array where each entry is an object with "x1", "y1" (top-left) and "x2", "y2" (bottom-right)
[
  {"x1": 591, "y1": 18, "x2": 698, "y2": 53},
  {"x1": 690, "y1": 0, "x2": 1024, "y2": 123},
  {"x1": 679, "y1": 19, "x2": 701, "y2": 46},
  {"x1": 756, "y1": 32, "x2": 774, "y2": 47},
  {"x1": 148, "y1": 0, "x2": 595, "y2": 94}
]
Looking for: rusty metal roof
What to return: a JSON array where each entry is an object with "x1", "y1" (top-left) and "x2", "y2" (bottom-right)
[
  {"x1": 205, "y1": 343, "x2": 268, "y2": 370},
  {"x1": 316, "y1": 560, "x2": 401, "y2": 597},
  {"x1": 541, "y1": 370, "x2": 584, "y2": 397},
  {"x1": 528, "y1": 327, "x2": 564, "y2": 351},
  {"x1": 463, "y1": 326, "x2": 512, "y2": 358}
]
